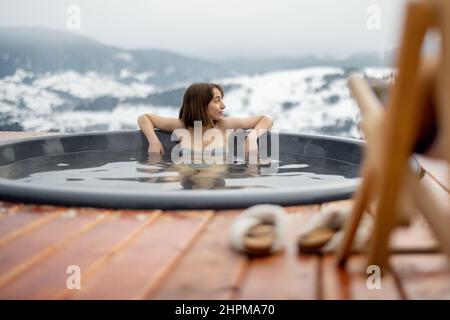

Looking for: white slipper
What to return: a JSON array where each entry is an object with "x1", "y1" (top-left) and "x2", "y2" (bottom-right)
[
  {"x1": 298, "y1": 204, "x2": 373, "y2": 253},
  {"x1": 229, "y1": 204, "x2": 288, "y2": 255}
]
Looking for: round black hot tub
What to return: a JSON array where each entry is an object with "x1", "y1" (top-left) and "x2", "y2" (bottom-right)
[{"x1": 0, "y1": 130, "x2": 365, "y2": 209}]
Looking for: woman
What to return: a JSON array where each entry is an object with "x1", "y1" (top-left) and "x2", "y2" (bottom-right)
[{"x1": 137, "y1": 83, "x2": 273, "y2": 157}]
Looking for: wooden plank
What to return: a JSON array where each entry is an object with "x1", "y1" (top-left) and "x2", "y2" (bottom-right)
[
  {"x1": 0, "y1": 210, "x2": 62, "y2": 247},
  {"x1": 237, "y1": 207, "x2": 320, "y2": 299},
  {"x1": 321, "y1": 173, "x2": 447, "y2": 300},
  {"x1": 70, "y1": 211, "x2": 212, "y2": 300},
  {"x1": 149, "y1": 210, "x2": 246, "y2": 300},
  {"x1": 283, "y1": 204, "x2": 320, "y2": 214},
  {"x1": 56, "y1": 210, "x2": 162, "y2": 299},
  {"x1": 390, "y1": 214, "x2": 439, "y2": 252},
  {"x1": 319, "y1": 199, "x2": 402, "y2": 299},
  {"x1": 346, "y1": 256, "x2": 403, "y2": 299},
  {"x1": 390, "y1": 254, "x2": 450, "y2": 299},
  {"x1": 386, "y1": 173, "x2": 448, "y2": 302},
  {"x1": 320, "y1": 255, "x2": 351, "y2": 299},
  {"x1": 0, "y1": 210, "x2": 105, "y2": 289},
  {"x1": 321, "y1": 254, "x2": 402, "y2": 299},
  {"x1": 0, "y1": 205, "x2": 58, "y2": 235},
  {"x1": 0, "y1": 210, "x2": 161, "y2": 299}
]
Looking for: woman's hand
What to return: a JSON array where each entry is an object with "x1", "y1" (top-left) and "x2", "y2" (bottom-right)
[{"x1": 148, "y1": 139, "x2": 164, "y2": 155}]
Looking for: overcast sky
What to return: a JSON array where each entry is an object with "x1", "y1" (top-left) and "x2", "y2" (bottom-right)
[{"x1": 0, "y1": 0, "x2": 407, "y2": 60}]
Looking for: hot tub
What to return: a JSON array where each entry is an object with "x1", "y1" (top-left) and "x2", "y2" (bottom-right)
[{"x1": 0, "y1": 130, "x2": 365, "y2": 209}]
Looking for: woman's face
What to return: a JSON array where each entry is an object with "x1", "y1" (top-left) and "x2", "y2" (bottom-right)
[{"x1": 207, "y1": 88, "x2": 225, "y2": 121}]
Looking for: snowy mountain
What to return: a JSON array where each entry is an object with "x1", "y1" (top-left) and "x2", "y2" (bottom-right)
[{"x1": 0, "y1": 27, "x2": 231, "y2": 84}]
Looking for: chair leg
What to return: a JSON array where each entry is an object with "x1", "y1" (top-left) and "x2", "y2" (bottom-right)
[
  {"x1": 367, "y1": 164, "x2": 407, "y2": 269},
  {"x1": 336, "y1": 166, "x2": 375, "y2": 266}
]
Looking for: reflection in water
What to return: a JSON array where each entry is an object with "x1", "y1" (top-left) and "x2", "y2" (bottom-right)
[
  {"x1": 140, "y1": 153, "x2": 270, "y2": 190},
  {"x1": 176, "y1": 164, "x2": 227, "y2": 190},
  {"x1": 0, "y1": 149, "x2": 360, "y2": 191}
]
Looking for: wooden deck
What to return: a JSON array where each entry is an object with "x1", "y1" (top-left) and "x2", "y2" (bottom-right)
[{"x1": 0, "y1": 131, "x2": 449, "y2": 300}]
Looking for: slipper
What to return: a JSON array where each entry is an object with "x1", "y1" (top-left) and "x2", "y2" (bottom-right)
[
  {"x1": 229, "y1": 204, "x2": 287, "y2": 256},
  {"x1": 298, "y1": 205, "x2": 373, "y2": 254}
]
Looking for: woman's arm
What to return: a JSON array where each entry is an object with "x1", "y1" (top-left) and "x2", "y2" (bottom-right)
[
  {"x1": 222, "y1": 114, "x2": 273, "y2": 132},
  {"x1": 137, "y1": 114, "x2": 184, "y2": 154},
  {"x1": 222, "y1": 115, "x2": 274, "y2": 155}
]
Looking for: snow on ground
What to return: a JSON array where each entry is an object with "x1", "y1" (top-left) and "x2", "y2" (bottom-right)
[
  {"x1": 216, "y1": 67, "x2": 360, "y2": 137},
  {"x1": 0, "y1": 67, "x2": 394, "y2": 137},
  {"x1": 33, "y1": 71, "x2": 156, "y2": 99}
]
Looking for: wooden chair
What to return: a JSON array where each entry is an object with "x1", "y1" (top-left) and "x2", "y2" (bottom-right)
[{"x1": 336, "y1": 0, "x2": 450, "y2": 271}]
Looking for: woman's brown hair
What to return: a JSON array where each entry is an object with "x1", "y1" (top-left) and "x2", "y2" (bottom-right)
[{"x1": 178, "y1": 83, "x2": 224, "y2": 129}]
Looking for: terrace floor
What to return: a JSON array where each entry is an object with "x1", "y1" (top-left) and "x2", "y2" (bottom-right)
[{"x1": 0, "y1": 131, "x2": 449, "y2": 299}]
